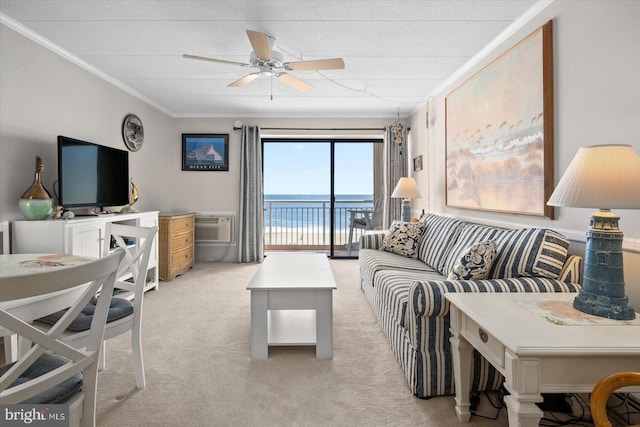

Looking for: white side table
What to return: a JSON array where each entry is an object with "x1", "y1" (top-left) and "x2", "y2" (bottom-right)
[{"x1": 445, "y1": 293, "x2": 640, "y2": 427}]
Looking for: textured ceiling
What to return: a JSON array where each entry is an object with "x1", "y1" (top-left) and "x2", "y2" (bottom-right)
[{"x1": 0, "y1": 0, "x2": 537, "y2": 118}]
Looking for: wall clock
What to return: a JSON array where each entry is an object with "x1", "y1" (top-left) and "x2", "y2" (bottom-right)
[{"x1": 122, "y1": 114, "x2": 144, "y2": 151}]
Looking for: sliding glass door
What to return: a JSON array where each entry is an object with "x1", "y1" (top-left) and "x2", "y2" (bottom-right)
[
  {"x1": 263, "y1": 141, "x2": 331, "y2": 253},
  {"x1": 263, "y1": 139, "x2": 382, "y2": 257}
]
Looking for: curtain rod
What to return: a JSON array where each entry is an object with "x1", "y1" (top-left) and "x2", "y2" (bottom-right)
[{"x1": 233, "y1": 126, "x2": 387, "y2": 131}]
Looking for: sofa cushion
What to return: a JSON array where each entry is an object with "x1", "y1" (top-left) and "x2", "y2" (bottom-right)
[
  {"x1": 417, "y1": 214, "x2": 465, "y2": 274},
  {"x1": 359, "y1": 249, "x2": 436, "y2": 289},
  {"x1": 489, "y1": 228, "x2": 570, "y2": 279},
  {"x1": 373, "y1": 269, "x2": 447, "y2": 329},
  {"x1": 381, "y1": 221, "x2": 426, "y2": 259},
  {"x1": 447, "y1": 240, "x2": 497, "y2": 280},
  {"x1": 443, "y1": 223, "x2": 511, "y2": 276}
]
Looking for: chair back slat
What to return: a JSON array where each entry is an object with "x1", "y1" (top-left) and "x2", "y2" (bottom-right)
[
  {"x1": 103, "y1": 223, "x2": 157, "y2": 312},
  {"x1": 0, "y1": 249, "x2": 124, "y2": 415},
  {"x1": 0, "y1": 220, "x2": 9, "y2": 255}
]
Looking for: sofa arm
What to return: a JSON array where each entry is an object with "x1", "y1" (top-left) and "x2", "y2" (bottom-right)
[
  {"x1": 359, "y1": 232, "x2": 387, "y2": 250},
  {"x1": 406, "y1": 277, "x2": 581, "y2": 346},
  {"x1": 409, "y1": 277, "x2": 581, "y2": 318}
]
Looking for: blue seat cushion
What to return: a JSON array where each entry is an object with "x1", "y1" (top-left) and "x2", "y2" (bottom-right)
[
  {"x1": 37, "y1": 297, "x2": 133, "y2": 331},
  {"x1": 0, "y1": 353, "x2": 82, "y2": 404}
]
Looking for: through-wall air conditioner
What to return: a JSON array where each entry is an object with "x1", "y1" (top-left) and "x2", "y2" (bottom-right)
[{"x1": 194, "y1": 212, "x2": 235, "y2": 244}]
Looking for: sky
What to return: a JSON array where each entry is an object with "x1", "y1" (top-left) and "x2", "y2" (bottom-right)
[{"x1": 263, "y1": 142, "x2": 375, "y2": 195}]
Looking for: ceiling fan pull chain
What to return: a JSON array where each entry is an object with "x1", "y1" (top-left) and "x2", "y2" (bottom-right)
[{"x1": 270, "y1": 74, "x2": 274, "y2": 101}]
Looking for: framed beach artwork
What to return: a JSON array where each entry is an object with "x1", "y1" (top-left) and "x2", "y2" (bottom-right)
[
  {"x1": 445, "y1": 21, "x2": 554, "y2": 219},
  {"x1": 182, "y1": 133, "x2": 229, "y2": 171}
]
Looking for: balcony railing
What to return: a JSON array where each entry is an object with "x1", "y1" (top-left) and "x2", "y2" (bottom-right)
[{"x1": 264, "y1": 198, "x2": 374, "y2": 251}]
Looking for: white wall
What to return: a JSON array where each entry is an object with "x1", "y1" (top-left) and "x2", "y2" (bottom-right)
[
  {"x1": 409, "y1": 1, "x2": 640, "y2": 310},
  {"x1": 171, "y1": 117, "x2": 389, "y2": 262},
  {"x1": 0, "y1": 23, "x2": 393, "y2": 263},
  {"x1": 0, "y1": 24, "x2": 174, "y2": 217}
]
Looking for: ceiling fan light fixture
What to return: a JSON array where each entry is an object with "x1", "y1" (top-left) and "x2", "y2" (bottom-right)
[{"x1": 249, "y1": 51, "x2": 283, "y2": 69}]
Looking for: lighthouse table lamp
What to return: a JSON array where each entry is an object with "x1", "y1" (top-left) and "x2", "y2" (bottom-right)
[{"x1": 547, "y1": 145, "x2": 640, "y2": 320}]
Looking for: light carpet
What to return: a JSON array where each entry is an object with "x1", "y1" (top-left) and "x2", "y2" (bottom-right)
[{"x1": 95, "y1": 259, "x2": 508, "y2": 426}]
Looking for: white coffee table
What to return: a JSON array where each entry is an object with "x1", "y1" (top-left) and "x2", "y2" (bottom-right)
[
  {"x1": 445, "y1": 293, "x2": 640, "y2": 427},
  {"x1": 246, "y1": 253, "x2": 337, "y2": 359}
]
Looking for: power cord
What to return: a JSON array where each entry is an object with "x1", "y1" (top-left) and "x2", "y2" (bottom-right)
[
  {"x1": 470, "y1": 389, "x2": 506, "y2": 420},
  {"x1": 539, "y1": 394, "x2": 592, "y2": 427},
  {"x1": 466, "y1": 390, "x2": 639, "y2": 426},
  {"x1": 608, "y1": 392, "x2": 640, "y2": 426}
]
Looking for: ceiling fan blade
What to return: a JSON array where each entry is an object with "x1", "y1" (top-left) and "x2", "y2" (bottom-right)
[
  {"x1": 183, "y1": 54, "x2": 249, "y2": 67},
  {"x1": 276, "y1": 73, "x2": 313, "y2": 92},
  {"x1": 228, "y1": 73, "x2": 260, "y2": 87},
  {"x1": 246, "y1": 30, "x2": 272, "y2": 60},
  {"x1": 284, "y1": 58, "x2": 345, "y2": 71}
]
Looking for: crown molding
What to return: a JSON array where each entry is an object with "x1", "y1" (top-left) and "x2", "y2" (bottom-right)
[
  {"x1": 425, "y1": 0, "x2": 554, "y2": 103},
  {"x1": 1, "y1": 12, "x2": 174, "y2": 117}
]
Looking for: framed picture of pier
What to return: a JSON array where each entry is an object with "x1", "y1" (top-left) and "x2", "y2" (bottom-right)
[
  {"x1": 445, "y1": 21, "x2": 554, "y2": 219},
  {"x1": 182, "y1": 133, "x2": 229, "y2": 171}
]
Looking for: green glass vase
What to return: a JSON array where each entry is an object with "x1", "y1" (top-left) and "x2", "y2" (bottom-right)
[{"x1": 19, "y1": 156, "x2": 53, "y2": 220}]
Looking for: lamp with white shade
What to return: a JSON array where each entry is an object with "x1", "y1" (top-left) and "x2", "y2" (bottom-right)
[
  {"x1": 392, "y1": 177, "x2": 422, "y2": 222},
  {"x1": 547, "y1": 144, "x2": 640, "y2": 320}
]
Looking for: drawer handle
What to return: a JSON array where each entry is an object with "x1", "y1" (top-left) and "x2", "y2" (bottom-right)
[{"x1": 479, "y1": 328, "x2": 489, "y2": 343}]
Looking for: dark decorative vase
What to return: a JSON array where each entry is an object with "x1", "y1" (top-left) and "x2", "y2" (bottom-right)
[{"x1": 19, "y1": 156, "x2": 53, "y2": 220}]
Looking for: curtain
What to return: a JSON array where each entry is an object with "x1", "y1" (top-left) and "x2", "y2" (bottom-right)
[
  {"x1": 238, "y1": 126, "x2": 264, "y2": 263},
  {"x1": 383, "y1": 123, "x2": 407, "y2": 228},
  {"x1": 373, "y1": 143, "x2": 384, "y2": 206}
]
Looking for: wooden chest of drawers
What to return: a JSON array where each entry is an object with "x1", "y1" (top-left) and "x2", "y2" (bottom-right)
[{"x1": 159, "y1": 212, "x2": 194, "y2": 281}]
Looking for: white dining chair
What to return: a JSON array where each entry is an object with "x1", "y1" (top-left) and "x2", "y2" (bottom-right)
[
  {"x1": 0, "y1": 249, "x2": 124, "y2": 427},
  {"x1": 0, "y1": 220, "x2": 18, "y2": 363},
  {"x1": 0, "y1": 220, "x2": 9, "y2": 255},
  {"x1": 38, "y1": 223, "x2": 157, "y2": 389}
]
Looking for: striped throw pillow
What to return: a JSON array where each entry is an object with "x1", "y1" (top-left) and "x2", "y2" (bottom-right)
[{"x1": 489, "y1": 228, "x2": 570, "y2": 279}]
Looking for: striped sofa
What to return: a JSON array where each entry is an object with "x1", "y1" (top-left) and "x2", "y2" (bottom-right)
[{"x1": 358, "y1": 213, "x2": 583, "y2": 399}]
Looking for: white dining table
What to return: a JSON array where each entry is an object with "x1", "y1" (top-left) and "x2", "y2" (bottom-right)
[{"x1": 0, "y1": 253, "x2": 93, "y2": 362}]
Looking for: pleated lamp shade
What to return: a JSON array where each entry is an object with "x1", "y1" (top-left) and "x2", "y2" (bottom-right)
[
  {"x1": 391, "y1": 177, "x2": 422, "y2": 199},
  {"x1": 547, "y1": 145, "x2": 640, "y2": 209}
]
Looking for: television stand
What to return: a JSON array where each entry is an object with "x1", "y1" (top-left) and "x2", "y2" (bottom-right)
[
  {"x1": 11, "y1": 211, "x2": 160, "y2": 293},
  {"x1": 67, "y1": 209, "x2": 117, "y2": 217}
]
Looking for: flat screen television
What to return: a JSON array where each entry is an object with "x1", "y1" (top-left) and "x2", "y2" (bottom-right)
[{"x1": 57, "y1": 135, "x2": 129, "y2": 209}]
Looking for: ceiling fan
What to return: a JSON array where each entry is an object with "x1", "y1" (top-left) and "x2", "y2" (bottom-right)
[{"x1": 183, "y1": 30, "x2": 345, "y2": 92}]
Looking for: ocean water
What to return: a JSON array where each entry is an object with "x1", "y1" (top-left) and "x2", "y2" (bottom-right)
[{"x1": 264, "y1": 194, "x2": 373, "y2": 231}]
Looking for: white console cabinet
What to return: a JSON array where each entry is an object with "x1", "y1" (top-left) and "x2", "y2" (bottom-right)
[{"x1": 12, "y1": 211, "x2": 159, "y2": 292}]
